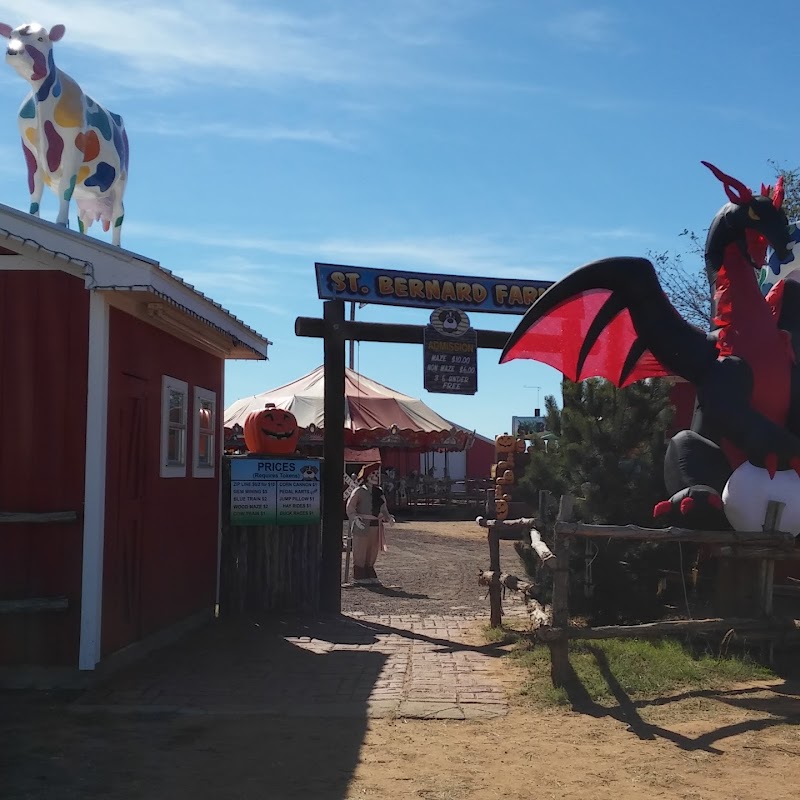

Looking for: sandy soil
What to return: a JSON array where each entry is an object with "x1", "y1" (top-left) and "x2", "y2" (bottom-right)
[
  {"x1": 351, "y1": 686, "x2": 800, "y2": 800},
  {"x1": 3, "y1": 518, "x2": 799, "y2": 800}
]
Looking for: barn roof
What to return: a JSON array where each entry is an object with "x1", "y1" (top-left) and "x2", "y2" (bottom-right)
[{"x1": 0, "y1": 203, "x2": 271, "y2": 360}]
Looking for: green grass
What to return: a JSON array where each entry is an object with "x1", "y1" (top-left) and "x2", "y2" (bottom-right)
[
  {"x1": 509, "y1": 637, "x2": 776, "y2": 706},
  {"x1": 480, "y1": 623, "x2": 521, "y2": 645}
]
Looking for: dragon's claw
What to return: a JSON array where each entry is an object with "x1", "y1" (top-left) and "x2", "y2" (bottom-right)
[{"x1": 653, "y1": 500, "x2": 672, "y2": 518}]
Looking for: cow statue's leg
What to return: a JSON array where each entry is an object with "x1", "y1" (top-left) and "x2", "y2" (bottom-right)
[
  {"x1": 111, "y1": 189, "x2": 124, "y2": 246},
  {"x1": 54, "y1": 163, "x2": 81, "y2": 229},
  {"x1": 21, "y1": 138, "x2": 44, "y2": 216}
]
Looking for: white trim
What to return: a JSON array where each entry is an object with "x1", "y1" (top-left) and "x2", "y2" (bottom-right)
[
  {"x1": 161, "y1": 375, "x2": 188, "y2": 478},
  {"x1": 79, "y1": 292, "x2": 110, "y2": 670},
  {"x1": 192, "y1": 386, "x2": 217, "y2": 478},
  {"x1": 215, "y1": 361, "x2": 224, "y2": 616}
]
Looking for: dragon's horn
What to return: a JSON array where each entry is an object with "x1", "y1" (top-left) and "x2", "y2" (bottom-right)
[
  {"x1": 701, "y1": 161, "x2": 753, "y2": 205},
  {"x1": 773, "y1": 176, "x2": 785, "y2": 209}
]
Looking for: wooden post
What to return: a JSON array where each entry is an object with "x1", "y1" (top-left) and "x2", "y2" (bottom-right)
[
  {"x1": 550, "y1": 494, "x2": 573, "y2": 687},
  {"x1": 488, "y1": 527, "x2": 502, "y2": 628},
  {"x1": 538, "y1": 490, "x2": 549, "y2": 524},
  {"x1": 760, "y1": 500, "x2": 782, "y2": 617},
  {"x1": 320, "y1": 300, "x2": 346, "y2": 613},
  {"x1": 759, "y1": 500, "x2": 782, "y2": 664}
]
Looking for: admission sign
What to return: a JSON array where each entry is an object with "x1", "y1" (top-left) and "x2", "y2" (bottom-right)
[
  {"x1": 423, "y1": 308, "x2": 477, "y2": 394},
  {"x1": 315, "y1": 263, "x2": 552, "y2": 314}
]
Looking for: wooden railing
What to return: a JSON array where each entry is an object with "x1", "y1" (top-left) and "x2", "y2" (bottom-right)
[
  {"x1": 0, "y1": 511, "x2": 78, "y2": 524},
  {"x1": 0, "y1": 510, "x2": 78, "y2": 613},
  {"x1": 480, "y1": 494, "x2": 800, "y2": 687}
]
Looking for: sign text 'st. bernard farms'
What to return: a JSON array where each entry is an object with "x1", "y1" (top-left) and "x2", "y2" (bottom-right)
[{"x1": 315, "y1": 263, "x2": 553, "y2": 315}]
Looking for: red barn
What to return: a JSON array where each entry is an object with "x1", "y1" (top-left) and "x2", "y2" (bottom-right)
[{"x1": 0, "y1": 205, "x2": 270, "y2": 682}]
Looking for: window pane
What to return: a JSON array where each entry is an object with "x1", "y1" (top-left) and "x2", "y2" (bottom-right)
[
  {"x1": 167, "y1": 427, "x2": 185, "y2": 465},
  {"x1": 198, "y1": 432, "x2": 213, "y2": 466},
  {"x1": 198, "y1": 400, "x2": 213, "y2": 433},
  {"x1": 169, "y1": 389, "x2": 185, "y2": 424}
]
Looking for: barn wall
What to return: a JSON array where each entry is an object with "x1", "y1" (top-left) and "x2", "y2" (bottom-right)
[
  {"x1": 103, "y1": 307, "x2": 223, "y2": 656},
  {"x1": 0, "y1": 270, "x2": 88, "y2": 666},
  {"x1": 465, "y1": 437, "x2": 496, "y2": 481}
]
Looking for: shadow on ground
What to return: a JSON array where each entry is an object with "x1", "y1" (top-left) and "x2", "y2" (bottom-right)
[
  {"x1": 557, "y1": 645, "x2": 800, "y2": 755},
  {"x1": 0, "y1": 615, "x2": 389, "y2": 800}
]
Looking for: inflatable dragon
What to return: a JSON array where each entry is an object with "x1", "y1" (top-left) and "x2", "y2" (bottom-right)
[{"x1": 501, "y1": 162, "x2": 800, "y2": 533}]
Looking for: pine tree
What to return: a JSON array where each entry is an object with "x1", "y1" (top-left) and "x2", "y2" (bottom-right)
[
  {"x1": 518, "y1": 376, "x2": 673, "y2": 526},
  {"x1": 515, "y1": 377, "x2": 678, "y2": 624}
]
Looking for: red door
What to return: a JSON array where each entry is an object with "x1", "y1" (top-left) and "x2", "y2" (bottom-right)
[{"x1": 102, "y1": 373, "x2": 147, "y2": 655}]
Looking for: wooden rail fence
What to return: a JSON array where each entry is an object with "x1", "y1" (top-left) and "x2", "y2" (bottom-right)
[{"x1": 480, "y1": 493, "x2": 800, "y2": 687}]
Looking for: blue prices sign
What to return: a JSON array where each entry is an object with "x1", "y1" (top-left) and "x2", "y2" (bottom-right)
[{"x1": 230, "y1": 457, "x2": 321, "y2": 526}]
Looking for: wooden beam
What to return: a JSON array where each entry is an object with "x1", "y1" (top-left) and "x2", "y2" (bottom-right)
[
  {"x1": 715, "y1": 546, "x2": 800, "y2": 560},
  {"x1": 0, "y1": 596, "x2": 69, "y2": 613},
  {"x1": 487, "y1": 529, "x2": 502, "y2": 628},
  {"x1": 478, "y1": 572, "x2": 551, "y2": 627},
  {"x1": 0, "y1": 511, "x2": 78, "y2": 524},
  {"x1": 536, "y1": 616, "x2": 800, "y2": 642},
  {"x1": 555, "y1": 521, "x2": 796, "y2": 549},
  {"x1": 479, "y1": 570, "x2": 538, "y2": 597},
  {"x1": 320, "y1": 300, "x2": 346, "y2": 613},
  {"x1": 295, "y1": 317, "x2": 511, "y2": 349},
  {"x1": 550, "y1": 495, "x2": 573, "y2": 687}
]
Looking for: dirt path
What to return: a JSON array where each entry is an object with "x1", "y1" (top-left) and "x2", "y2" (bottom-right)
[
  {"x1": 341, "y1": 516, "x2": 528, "y2": 617},
  {"x1": 2, "y1": 519, "x2": 800, "y2": 799},
  {"x1": 3, "y1": 666, "x2": 799, "y2": 799},
  {"x1": 352, "y1": 683, "x2": 800, "y2": 800}
]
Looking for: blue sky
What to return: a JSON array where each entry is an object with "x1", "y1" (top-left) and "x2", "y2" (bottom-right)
[{"x1": 2, "y1": 1, "x2": 799, "y2": 439}]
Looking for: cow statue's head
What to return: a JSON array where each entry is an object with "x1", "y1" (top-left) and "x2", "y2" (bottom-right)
[{"x1": 0, "y1": 22, "x2": 65, "y2": 83}]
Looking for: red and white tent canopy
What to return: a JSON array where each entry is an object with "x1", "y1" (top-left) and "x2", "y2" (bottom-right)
[{"x1": 224, "y1": 365, "x2": 472, "y2": 450}]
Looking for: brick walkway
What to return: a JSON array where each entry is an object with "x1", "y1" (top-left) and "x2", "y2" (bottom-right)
[{"x1": 76, "y1": 613, "x2": 526, "y2": 720}]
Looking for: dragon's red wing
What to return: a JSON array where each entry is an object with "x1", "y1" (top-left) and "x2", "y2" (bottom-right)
[{"x1": 502, "y1": 288, "x2": 673, "y2": 387}]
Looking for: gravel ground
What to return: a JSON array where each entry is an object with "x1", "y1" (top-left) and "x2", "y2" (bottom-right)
[{"x1": 340, "y1": 517, "x2": 530, "y2": 617}]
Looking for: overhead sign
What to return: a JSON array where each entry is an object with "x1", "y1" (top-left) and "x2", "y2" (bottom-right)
[
  {"x1": 315, "y1": 263, "x2": 552, "y2": 314},
  {"x1": 423, "y1": 308, "x2": 477, "y2": 395},
  {"x1": 230, "y1": 457, "x2": 321, "y2": 526}
]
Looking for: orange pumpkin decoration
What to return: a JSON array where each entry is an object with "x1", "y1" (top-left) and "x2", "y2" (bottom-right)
[
  {"x1": 494, "y1": 498, "x2": 509, "y2": 521},
  {"x1": 495, "y1": 433, "x2": 516, "y2": 456},
  {"x1": 243, "y1": 403, "x2": 300, "y2": 455}
]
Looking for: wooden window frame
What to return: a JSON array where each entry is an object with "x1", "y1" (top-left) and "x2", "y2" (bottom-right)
[
  {"x1": 160, "y1": 375, "x2": 188, "y2": 478},
  {"x1": 193, "y1": 386, "x2": 217, "y2": 478}
]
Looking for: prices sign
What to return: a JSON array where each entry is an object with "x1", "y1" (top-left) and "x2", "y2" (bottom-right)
[
  {"x1": 423, "y1": 308, "x2": 478, "y2": 395},
  {"x1": 230, "y1": 457, "x2": 321, "y2": 526}
]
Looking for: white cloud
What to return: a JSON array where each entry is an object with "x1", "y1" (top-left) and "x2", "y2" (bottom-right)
[
  {"x1": 124, "y1": 219, "x2": 653, "y2": 280},
  {"x1": 0, "y1": 0, "x2": 541, "y2": 97},
  {"x1": 134, "y1": 117, "x2": 357, "y2": 149},
  {"x1": 546, "y1": 10, "x2": 620, "y2": 49}
]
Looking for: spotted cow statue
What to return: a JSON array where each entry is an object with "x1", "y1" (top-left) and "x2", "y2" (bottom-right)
[{"x1": 0, "y1": 22, "x2": 129, "y2": 245}]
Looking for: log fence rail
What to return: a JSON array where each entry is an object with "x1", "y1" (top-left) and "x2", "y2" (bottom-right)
[{"x1": 480, "y1": 493, "x2": 800, "y2": 687}]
